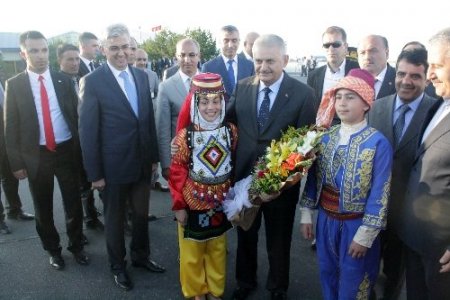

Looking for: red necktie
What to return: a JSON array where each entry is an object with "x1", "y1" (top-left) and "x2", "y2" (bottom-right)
[{"x1": 38, "y1": 75, "x2": 56, "y2": 151}]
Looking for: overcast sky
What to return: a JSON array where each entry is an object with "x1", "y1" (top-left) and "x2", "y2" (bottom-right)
[{"x1": 2, "y1": 0, "x2": 449, "y2": 60}]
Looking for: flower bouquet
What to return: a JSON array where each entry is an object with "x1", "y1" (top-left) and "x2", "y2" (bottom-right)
[{"x1": 223, "y1": 125, "x2": 324, "y2": 230}]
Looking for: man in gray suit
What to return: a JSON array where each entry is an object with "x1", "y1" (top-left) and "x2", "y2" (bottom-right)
[
  {"x1": 227, "y1": 34, "x2": 316, "y2": 300},
  {"x1": 367, "y1": 48, "x2": 436, "y2": 300},
  {"x1": 396, "y1": 27, "x2": 450, "y2": 299},
  {"x1": 156, "y1": 38, "x2": 201, "y2": 182}
]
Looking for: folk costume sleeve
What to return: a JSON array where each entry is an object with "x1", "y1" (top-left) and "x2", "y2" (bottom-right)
[{"x1": 169, "y1": 129, "x2": 190, "y2": 210}]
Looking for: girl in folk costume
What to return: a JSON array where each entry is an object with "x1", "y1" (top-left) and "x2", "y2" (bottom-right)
[
  {"x1": 300, "y1": 69, "x2": 393, "y2": 299},
  {"x1": 169, "y1": 73, "x2": 237, "y2": 300}
]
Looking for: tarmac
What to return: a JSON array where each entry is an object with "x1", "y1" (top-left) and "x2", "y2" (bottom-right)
[{"x1": 0, "y1": 72, "x2": 405, "y2": 300}]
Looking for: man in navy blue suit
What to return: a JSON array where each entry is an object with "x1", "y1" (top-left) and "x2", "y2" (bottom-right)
[
  {"x1": 79, "y1": 24, "x2": 165, "y2": 291},
  {"x1": 202, "y1": 25, "x2": 254, "y2": 100}
]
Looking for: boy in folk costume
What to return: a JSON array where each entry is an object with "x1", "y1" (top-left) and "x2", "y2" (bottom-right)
[
  {"x1": 300, "y1": 69, "x2": 392, "y2": 299},
  {"x1": 169, "y1": 73, "x2": 237, "y2": 300}
]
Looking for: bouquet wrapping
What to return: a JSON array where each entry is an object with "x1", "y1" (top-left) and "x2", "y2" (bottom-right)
[{"x1": 223, "y1": 125, "x2": 324, "y2": 230}]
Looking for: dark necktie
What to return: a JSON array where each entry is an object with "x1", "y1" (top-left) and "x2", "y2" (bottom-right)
[
  {"x1": 119, "y1": 71, "x2": 139, "y2": 116},
  {"x1": 38, "y1": 75, "x2": 56, "y2": 151},
  {"x1": 258, "y1": 87, "x2": 271, "y2": 131},
  {"x1": 393, "y1": 104, "x2": 410, "y2": 146},
  {"x1": 227, "y1": 59, "x2": 236, "y2": 93},
  {"x1": 89, "y1": 61, "x2": 95, "y2": 72}
]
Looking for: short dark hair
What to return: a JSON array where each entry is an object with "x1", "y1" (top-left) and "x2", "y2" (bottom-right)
[
  {"x1": 79, "y1": 32, "x2": 98, "y2": 44},
  {"x1": 396, "y1": 48, "x2": 429, "y2": 74},
  {"x1": 323, "y1": 26, "x2": 347, "y2": 43},
  {"x1": 402, "y1": 41, "x2": 426, "y2": 51},
  {"x1": 57, "y1": 43, "x2": 79, "y2": 59},
  {"x1": 221, "y1": 25, "x2": 239, "y2": 34},
  {"x1": 19, "y1": 31, "x2": 46, "y2": 48}
]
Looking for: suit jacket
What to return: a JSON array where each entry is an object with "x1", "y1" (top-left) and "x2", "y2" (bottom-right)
[
  {"x1": 376, "y1": 64, "x2": 396, "y2": 99},
  {"x1": 78, "y1": 60, "x2": 100, "y2": 78},
  {"x1": 155, "y1": 72, "x2": 188, "y2": 170},
  {"x1": 307, "y1": 58, "x2": 360, "y2": 109},
  {"x1": 202, "y1": 55, "x2": 254, "y2": 98},
  {"x1": 3, "y1": 71, "x2": 79, "y2": 180},
  {"x1": 227, "y1": 72, "x2": 316, "y2": 182},
  {"x1": 367, "y1": 93, "x2": 436, "y2": 230},
  {"x1": 162, "y1": 65, "x2": 179, "y2": 81},
  {"x1": 397, "y1": 98, "x2": 450, "y2": 255},
  {"x1": 79, "y1": 64, "x2": 159, "y2": 184},
  {"x1": 238, "y1": 51, "x2": 251, "y2": 61}
]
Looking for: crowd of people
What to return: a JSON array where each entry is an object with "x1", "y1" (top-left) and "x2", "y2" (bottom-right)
[{"x1": 1, "y1": 22, "x2": 450, "y2": 300}]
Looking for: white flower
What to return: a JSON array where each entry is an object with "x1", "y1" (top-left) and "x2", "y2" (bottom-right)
[{"x1": 297, "y1": 131, "x2": 318, "y2": 155}]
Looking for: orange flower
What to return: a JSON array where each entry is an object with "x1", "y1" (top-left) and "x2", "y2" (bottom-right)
[{"x1": 282, "y1": 153, "x2": 303, "y2": 171}]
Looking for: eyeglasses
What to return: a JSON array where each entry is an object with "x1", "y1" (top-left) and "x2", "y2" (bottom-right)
[
  {"x1": 177, "y1": 53, "x2": 198, "y2": 59},
  {"x1": 108, "y1": 44, "x2": 130, "y2": 52},
  {"x1": 323, "y1": 41, "x2": 343, "y2": 49}
]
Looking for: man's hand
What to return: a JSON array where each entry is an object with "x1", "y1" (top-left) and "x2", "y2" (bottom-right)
[
  {"x1": 13, "y1": 169, "x2": 28, "y2": 180},
  {"x1": 348, "y1": 241, "x2": 368, "y2": 259},
  {"x1": 174, "y1": 209, "x2": 188, "y2": 226},
  {"x1": 301, "y1": 223, "x2": 314, "y2": 240},
  {"x1": 439, "y1": 249, "x2": 450, "y2": 273},
  {"x1": 91, "y1": 178, "x2": 106, "y2": 191},
  {"x1": 162, "y1": 168, "x2": 170, "y2": 181}
]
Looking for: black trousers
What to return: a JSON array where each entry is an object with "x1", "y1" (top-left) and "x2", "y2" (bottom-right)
[
  {"x1": 102, "y1": 178, "x2": 150, "y2": 273},
  {"x1": 79, "y1": 168, "x2": 98, "y2": 222},
  {"x1": 235, "y1": 191, "x2": 298, "y2": 292},
  {"x1": 380, "y1": 227, "x2": 405, "y2": 299},
  {"x1": 405, "y1": 245, "x2": 450, "y2": 300},
  {"x1": 28, "y1": 141, "x2": 83, "y2": 255},
  {"x1": 1, "y1": 155, "x2": 23, "y2": 216}
]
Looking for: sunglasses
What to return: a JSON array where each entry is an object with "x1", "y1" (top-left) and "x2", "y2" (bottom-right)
[{"x1": 323, "y1": 41, "x2": 343, "y2": 49}]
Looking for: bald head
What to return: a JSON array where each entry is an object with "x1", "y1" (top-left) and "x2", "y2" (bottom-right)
[
  {"x1": 135, "y1": 48, "x2": 149, "y2": 69},
  {"x1": 358, "y1": 35, "x2": 389, "y2": 76}
]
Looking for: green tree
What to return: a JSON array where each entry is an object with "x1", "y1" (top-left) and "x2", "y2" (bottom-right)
[
  {"x1": 184, "y1": 28, "x2": 219, "y2": 62},
  {"x1": 141, "y1": 27, "x2": 218, "y2": 63}
]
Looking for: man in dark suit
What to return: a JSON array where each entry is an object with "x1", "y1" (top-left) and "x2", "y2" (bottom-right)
[
  {"x1": 79, "y1": 24, "x2": 165, "y2": 291},
  {"x1": 202, "y1": 25, "x2": 254, "y2": 100},
  {"x1": 238, "y1": 32, "x2": 260, "y2": 62},
  {"x1": 227, "y1": 34, "x2": 316, "y2": 300},
  {"x1": 367, "y1": 48, "x2": 436, "y2": 300},
  {"x1": 4, "y1": 31, "x2": 88, "y2": 270},
  {"x1": 307, "y1": 26, "x2": 359, "y2": 111},
  {"x1": 78, "y1": 32, "x2": 100, "y2": 78},
  {"x1": 396, "y1": 27, "x2": 450, "y2": 299},
  {"x1": 358, "y1": 35, "x2": 396, "y2": 99}
]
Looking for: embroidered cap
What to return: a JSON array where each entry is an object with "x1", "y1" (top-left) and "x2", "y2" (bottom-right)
[{"x1": 190, "y1": 72, "x2": 226, "y2": 94}]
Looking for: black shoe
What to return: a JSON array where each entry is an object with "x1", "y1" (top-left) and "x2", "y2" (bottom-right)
[
  {"x1": 148, "y1": 214, "x2": 157, "y2": 222},
  {"x1": 73, "y1": 251, "x2": 90, "y2": 265},
  {"x1": 49, "y1": 254, "x2": 65, "y2": 270},
  {"x1": 114, "y1": 271, "x2": 133, "y2": 291},
  {"x1": 153, "y1": 181, "x2": 169, "y2": 192},
  {"x1": 8, "y1": 212, "x2": 34, "y2": 221},
  {"x1": 86, "y1": 219, "x2": 104, "y2": 231},
  {"x1": 271, "y1": 291, "x2": 287, "y2": 300},
  {"x1": 81, "y1": 234, "x2": 89, "y2": 245},
  {"x1": 311, "y1": 238, "x2": 317, "y2": 251},
  {"x1": 132, "y1": 259, "x2": 165, "y2": 273},
  {"x1": 231, "y1": 287, "x2": 254, "y2": 300},
  {"x1": 0, "y1": 221, "x2": 11, "y2": 234}
]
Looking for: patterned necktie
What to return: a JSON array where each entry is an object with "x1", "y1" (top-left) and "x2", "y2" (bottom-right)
[
  {"x1": 227, "y1": 59, "x2": 236, "y2": 93},
  {"x1": 393, "y1": 104, "x2": 410, "y2": 145},
  {"x1": 89, "y1": 61, "x2": 95, "y2": 72},
  {"x1": 258, "y1": 87, "x2": 271, "y2": 131},
  {"x1": 119, "y1": 71, "x2": 139, "y2": 116},
  {"x1": 38, "y1": 75, "x2": 56, "y2": 151}
]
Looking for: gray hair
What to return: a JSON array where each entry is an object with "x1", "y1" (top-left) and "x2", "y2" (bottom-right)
[
  {"x1": 103, "y1": 24, "x2": 130, "y2": 45},
  {"x1": 429, "y1": 27, "x2": 450, "y2": 57},
  {"x1": 253, "y1": 34, "x2": 287, "y2": 55}
]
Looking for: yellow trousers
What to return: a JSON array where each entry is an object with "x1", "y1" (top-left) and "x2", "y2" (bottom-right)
[{"x1": 178, "y1": 223, "x2": 227, "y2": 298}]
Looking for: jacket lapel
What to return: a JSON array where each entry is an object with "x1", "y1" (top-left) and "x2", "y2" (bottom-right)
[{"x1": 260, "y1": 74, "x2": 291, "y2": 133}]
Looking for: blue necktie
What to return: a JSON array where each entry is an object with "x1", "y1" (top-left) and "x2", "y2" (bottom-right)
[
  {"x1": 119, "y1": 71, "x2": 139, "y2": 116},
  {"x1": 227, "y1": 59, "x2": 236, "y2": 94},
  {"x1": 258, "y1": 87, "x2": 271, "y2": 131},
  {"x1": 393, "y1": 104, "x2": 410, "y2": 146}
]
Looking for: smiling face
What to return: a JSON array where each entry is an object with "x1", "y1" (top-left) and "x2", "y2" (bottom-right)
[
  {"x1": 427, "y1": 41, "x2": 450, "y2": 99},
  {"x1": 395, "y1": 59, "x2": 427, "y2": 102},
  {"x1": 253, "y1": 45, "x2": 288, "y2": 86},
  {"x1": 334, "y1": 88, "x2": 370, "y2": 125},
  {"x1": 197, "y1": 93, "x2": 223, "y2": 122},
  {"x1": 103, "y1": 34, "x2": 130, "y2": 71}
]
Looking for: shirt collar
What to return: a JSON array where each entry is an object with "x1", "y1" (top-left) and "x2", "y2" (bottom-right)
[
  {"x1": 221, "y1": 54, "x2": 238, "y2": 65},
  {"x1": 375, "y1": 65, "x2": 388, "y2": 83},
  {"x1": 107, "y1": 62, "x2": 130, "y2": 78},
  {"x1": 27, "y1": 68, "x2": 50, "y2": 81},
  {"x1": 258, "y1": 72, "x2": 284, "y2": 95},
  {"x1": 394, "y1": 92, "x2": 425, "y2": 112}
]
